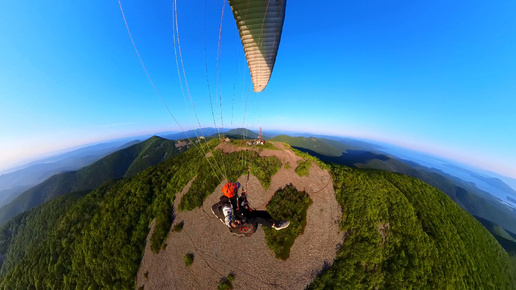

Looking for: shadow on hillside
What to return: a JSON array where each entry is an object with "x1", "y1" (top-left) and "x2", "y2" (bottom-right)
[{"x1": 292, "y1": 147, "x2": 389, "y2": 168}]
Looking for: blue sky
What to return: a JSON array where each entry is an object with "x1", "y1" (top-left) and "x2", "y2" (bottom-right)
[{"x1": 1, "y1": 0, "x2": 515, "y2": 178}]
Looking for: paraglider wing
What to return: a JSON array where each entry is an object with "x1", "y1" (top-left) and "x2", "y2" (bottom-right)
[{"x1": 228, "y1": 0, "x2": 286, "y2": 92}]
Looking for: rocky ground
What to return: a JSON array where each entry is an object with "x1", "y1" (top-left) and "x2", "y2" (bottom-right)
[{"x1": 136, "y1": 142, "x2": 344, "y2": 289}]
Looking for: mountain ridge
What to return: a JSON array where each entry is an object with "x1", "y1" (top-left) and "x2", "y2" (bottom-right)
[
  {"x1": 0, "y1": 138, "x2": 139, "y2": 207},
  {"x1": 0, "y1": 136, "x2": 185, "y2": 227},
  {"x1": 223, "y1": 128, "x2": 259, "y2": 139},
  {"x1": 270, "y1": 135, "x2": 342, "y2": 156}
]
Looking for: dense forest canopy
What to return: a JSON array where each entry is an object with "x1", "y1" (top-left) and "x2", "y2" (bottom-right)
[
  {"x1": 0, "y1": 138, "x2": 514, "y2": 289},
  {"x1": 309, "y1": 166, "x2": 516, "y2": 289}
]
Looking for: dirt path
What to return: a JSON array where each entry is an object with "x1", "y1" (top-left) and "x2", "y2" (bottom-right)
[{"x1": 136, "y1": 143, "x2": 343, "y2": 289}]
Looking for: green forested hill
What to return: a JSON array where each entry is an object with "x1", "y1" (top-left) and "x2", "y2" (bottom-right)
[
  {"x1": 0, "y1": 146, "x2": 205, "y2": 289},
  {"x1": 474, "y1": 216, "x2": 516, "y2": 263},
  {"x1": 357, "y1": 156, "x2": 516, "y2": 234},
  {"x1": 0, "y1": 136, "x2": 182, "y2": 227},
  {"x1": 475, "y1": 216, "x2": 516, "y2": 242},
  {"x1": 0, "y1": 192, "x2": 83, "y2": 276},
  {"x1": 0, "y1": 140, "x2": 514, "y2": 288},
  {"x1": 223, "y1": 128, "x2": 259, "y2": 139},
  {"x1": 353, "y1": 156, "x2": 516, "y2": 234},
  {"x1": 270, "y1": 135, "x2": 342, "y2": 156},
  {"x1": 123, "y1": 136, "x2": 182, "y2": 177},
  {"x1": 309, "y1": 165, "x2": 516, "y2": 289}
]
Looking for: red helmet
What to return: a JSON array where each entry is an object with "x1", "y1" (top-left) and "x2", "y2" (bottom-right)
[
  {"x1": 222, "y1": 182, "x2": 240, "y2": 198},
  {"x1": 222, "y1": 183, "x2": 235, "y2": 198}
]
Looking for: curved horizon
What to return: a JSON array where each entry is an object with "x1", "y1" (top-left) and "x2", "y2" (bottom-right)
[{"x1": 1, "y1": 1, "x2": 515, "y2": 180}]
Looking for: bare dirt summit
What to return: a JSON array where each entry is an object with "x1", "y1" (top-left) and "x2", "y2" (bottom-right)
[{"x1": 136, "y1": 142, "x2": 344, "y2": 289}]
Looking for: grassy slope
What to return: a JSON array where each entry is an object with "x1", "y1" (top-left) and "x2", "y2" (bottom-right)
[{"x1": 0, "y1": 136, "x2": 180, "y2": 227}]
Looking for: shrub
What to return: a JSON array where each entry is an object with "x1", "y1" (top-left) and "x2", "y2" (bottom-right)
[
  {"x1": 184, "y1": 253, "x2": 194, "y2": 266},
  {"x1": 218, "y1": 273, "x2": 235, "y2": 290},
  {"x1": 172, "y1": 221, "x2": 184, "y2": 232},
  {"x1": 264, "y1": 184, "x2": 312, "y2": 260},
  {"x1": 295, "y1": 160, "x2": 311, "y2": 177},
  {"x1": 291, "y1": 147, "x2": 329, "y2": 170}
]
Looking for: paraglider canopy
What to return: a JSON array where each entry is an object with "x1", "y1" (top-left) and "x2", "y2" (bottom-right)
[{"x1": 228, "y1": 0, "x2": 286, "y2": 92}]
